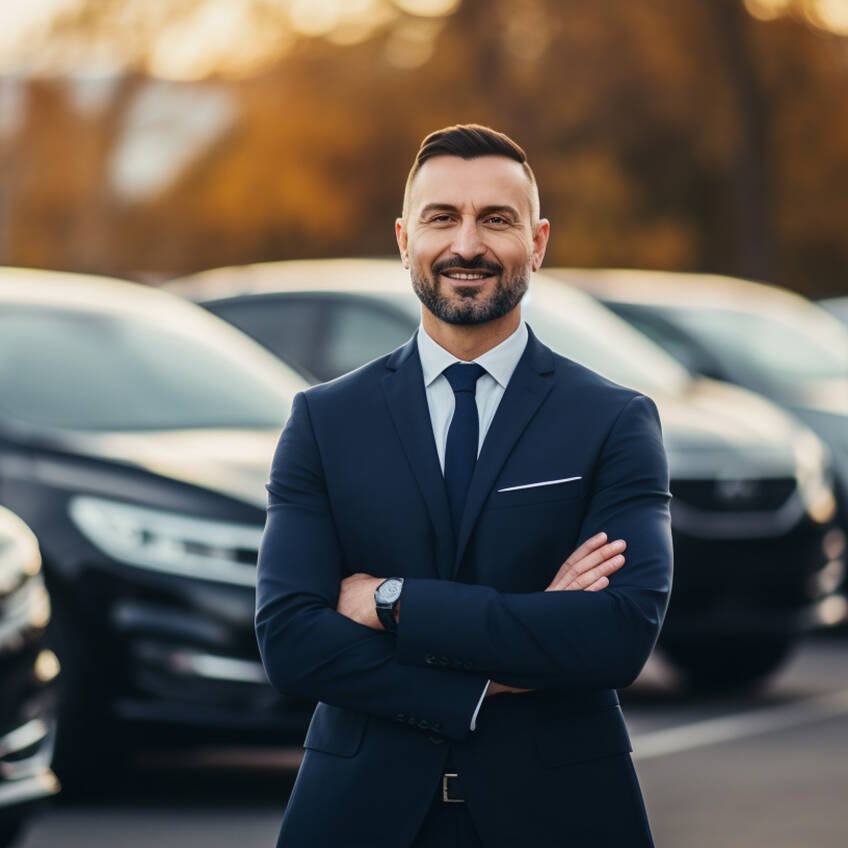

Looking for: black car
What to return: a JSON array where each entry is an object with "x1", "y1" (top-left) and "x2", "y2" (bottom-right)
[
  {"x1": 0, "y1": 268, "x2": 313, "y2": 788},
  {"x1": 551, "y1": 269, "x2": 848, "y2": 541},
  {"x1": 168, "y1": 259, "x2": 846, "y2": 690},
  {"x1": 0, "y1": 506, "x2": 60, "y2": 848}
]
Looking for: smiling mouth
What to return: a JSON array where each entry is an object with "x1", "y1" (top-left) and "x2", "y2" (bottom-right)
[{"x1": 439, "y1": 270, "x2": 496, "y2": 281}]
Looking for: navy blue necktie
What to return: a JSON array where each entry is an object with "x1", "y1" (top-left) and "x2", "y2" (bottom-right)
[{"x1": 443, "y1": 362, "x2": 486, "y2": 538}]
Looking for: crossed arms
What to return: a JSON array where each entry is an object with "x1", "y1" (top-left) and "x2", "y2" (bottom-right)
[{"x1": 254, "y1": 391, "x2": 673, "y2": 742}]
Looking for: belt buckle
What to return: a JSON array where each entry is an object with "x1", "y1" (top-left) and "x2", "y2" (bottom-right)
[{"x1": 442, "y1": 772, "x2": 465, "y2": 803}]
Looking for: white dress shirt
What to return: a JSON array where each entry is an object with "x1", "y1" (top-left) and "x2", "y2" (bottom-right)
[{"x1": 415, "y1": 318, "x2": 529, "y2": 731}]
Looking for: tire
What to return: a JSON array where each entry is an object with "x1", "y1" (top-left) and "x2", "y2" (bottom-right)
[
  {"x1": 45, "y1": 590, "x2": 131, "y2": 798},
  {"x1": 661, "y1": 636, "x2": 795, "y2": 693}
]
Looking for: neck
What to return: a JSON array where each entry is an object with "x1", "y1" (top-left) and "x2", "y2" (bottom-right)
[{"x1": 421, "y1": 305, "x2": 521, "y2": 361}]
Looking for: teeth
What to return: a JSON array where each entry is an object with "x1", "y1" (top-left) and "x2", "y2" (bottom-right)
[{"x1": 444, "y1": 272, "x2": 488, "y2": 280}]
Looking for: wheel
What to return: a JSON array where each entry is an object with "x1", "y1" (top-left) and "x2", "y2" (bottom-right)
[
  {"x1": 44, "y1": 590, "x2": 131, "y2": 798},
  {"x1": 660, "y1": 636, "x2": 795, "y2": 693}
]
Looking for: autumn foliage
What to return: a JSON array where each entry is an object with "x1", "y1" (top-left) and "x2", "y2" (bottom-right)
[{"x1": 1, "y1": 0, "x2": 846, "y2": 297}]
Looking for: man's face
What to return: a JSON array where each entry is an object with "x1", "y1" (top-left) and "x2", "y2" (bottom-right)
[{"x1": 396, "y1": 155, "x2": 549, "y2": 326}]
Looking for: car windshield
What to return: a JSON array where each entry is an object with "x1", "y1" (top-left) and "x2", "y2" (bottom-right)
[
  {"x1": 521, "y1": 290, "x2": 692, "y2": 394},
  {"x1": 662, "y1": 304, "x2": 848, "y2": 385},
  {"x1": 0, "y1": 306, "x2": 301, "y2": 431}
]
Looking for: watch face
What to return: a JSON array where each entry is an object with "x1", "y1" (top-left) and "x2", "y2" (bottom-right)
[{"x1": 379, "y1": 579, "x2": 402, "y2": 603}]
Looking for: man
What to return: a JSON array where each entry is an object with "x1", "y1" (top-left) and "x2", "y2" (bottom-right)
[{"x1": 255, "y1": 124, "x2": 673, "y2": 847}]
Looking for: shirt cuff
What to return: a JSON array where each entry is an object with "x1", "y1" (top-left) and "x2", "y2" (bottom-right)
[{"x1": 469, "y1": 679, "x2": 490, "y2": 731}]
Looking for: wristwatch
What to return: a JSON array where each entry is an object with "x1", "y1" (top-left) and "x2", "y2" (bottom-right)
[{"x1": 374, "y1": 577, "x2": 404, "y2": 633}]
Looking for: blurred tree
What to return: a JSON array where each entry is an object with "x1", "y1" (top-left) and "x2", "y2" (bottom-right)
[{"x1": 0, "y1": 0, "x2": 847, "y2": 295}]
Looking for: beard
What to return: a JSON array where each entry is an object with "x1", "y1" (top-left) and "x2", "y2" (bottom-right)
[{"x1": 410, "y1": 256, "x2": 530, "y2": 326}]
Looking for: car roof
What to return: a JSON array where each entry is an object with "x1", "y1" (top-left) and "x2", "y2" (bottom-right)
[
  {"x1": 0, "y1": 266, "x2": 202, "y2": 321},
  {"x1": 545, "y1": 267, "x2": 817, "y2": 314},
  {"x1": 165, "y1": 257, "x2": 608, "y2": 313},
  {"x1": 0, "y1": 266, "x2": 312, "y2": 381},
  {"x1": 166, "y1": 258, "x2": 416, "y2": 301}
]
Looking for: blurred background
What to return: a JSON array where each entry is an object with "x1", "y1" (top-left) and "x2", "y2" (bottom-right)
[
  {"x1": 0, "y1": 0, "x2": 847, "y2": 292},
  {"x1": 1, "y1": 1, "x2": 847, "y2": 847}
]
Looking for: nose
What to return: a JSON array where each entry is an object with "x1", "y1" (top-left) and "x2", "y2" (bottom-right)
[{"x1": 449, "y1": 215, "x2": 486, "y2": 262}]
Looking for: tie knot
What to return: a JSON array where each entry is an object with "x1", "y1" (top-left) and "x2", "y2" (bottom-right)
[{"x1": 443, "y1": 362, "x2": 486, "y2": 394}]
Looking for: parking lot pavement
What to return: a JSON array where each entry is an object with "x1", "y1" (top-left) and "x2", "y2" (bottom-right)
[
  {"x1": 625, "y1": 634, "x2": 848, "y2": 847},
  {"x1": 17, "y1": 634, "x2": 848, "y2": 848}
]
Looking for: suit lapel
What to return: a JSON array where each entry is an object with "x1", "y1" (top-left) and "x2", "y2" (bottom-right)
[
  {"x1": 381, "y1": 335, "x2": 455, "y2": 580},
  {"x1": 452, "y1": 327, "x2": 556, "y2": 578}
]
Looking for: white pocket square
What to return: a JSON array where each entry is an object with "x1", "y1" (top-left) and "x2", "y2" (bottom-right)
[{"x1": 497, "y1": 476, "x2": 582, "y2": 493}]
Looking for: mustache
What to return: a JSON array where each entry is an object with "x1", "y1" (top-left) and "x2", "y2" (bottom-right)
[{"x1": 431, "y1": 257, "x2": 503, "y2": 277}]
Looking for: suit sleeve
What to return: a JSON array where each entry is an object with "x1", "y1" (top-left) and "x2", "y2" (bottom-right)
[
  {"x1": 395, "y1": 394, "x2": 674, "y2": 691},
  {"x1": 254, "y1": 391, "x2": 489, "y2": 742}
]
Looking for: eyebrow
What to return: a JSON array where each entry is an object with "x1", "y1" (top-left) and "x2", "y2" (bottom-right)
[{"x1": 418, "y1": 203, "x2": 521, "y2": 220}]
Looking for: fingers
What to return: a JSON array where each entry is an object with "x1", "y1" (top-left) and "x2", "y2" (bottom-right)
[
  {"x1": 563, "y1": 531, "x2": 609, "y2": 567},
  {"x1": 545, "y1": 532, "x2": 609, "y2": 590},
  {"x1": 570, "y1": 539, "x2": 626, "y2": 573},
  {"x1": 549, "y1": 537, "x2": 627, "y2": 591},
  {"x1": 558, "y1": 552, "x2": 625, "y2": 591},
  {"x1": 571, "y1": 557, "x2": 622, "y2": 591}
]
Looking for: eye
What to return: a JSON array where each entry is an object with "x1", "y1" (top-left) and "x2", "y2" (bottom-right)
[
  {"x1": 431, "y1": 214, "x2": 453, "y2": 223},
  {"x1": 485, "y1": 215, "x2": 509, "y2": 226}
]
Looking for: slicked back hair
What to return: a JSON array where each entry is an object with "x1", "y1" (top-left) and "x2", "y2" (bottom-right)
[{"x1": 401, "y1": 123, "x2": 540, "y2": 224}]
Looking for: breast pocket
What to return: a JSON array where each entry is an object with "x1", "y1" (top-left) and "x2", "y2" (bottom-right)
[
  {"x1": 490, "y1": 476, "x2": 585, "y2": 509},
  {"x1": 303, "y1": 702, "x2": 369, "y2": 758}
]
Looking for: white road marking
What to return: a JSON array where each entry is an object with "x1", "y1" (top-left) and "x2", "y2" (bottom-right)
[{"x1": 632, "y1": 688, "x2": 848, "y2": 761}]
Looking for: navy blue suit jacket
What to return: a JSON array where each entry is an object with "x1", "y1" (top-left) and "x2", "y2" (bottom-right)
[{"x1": 255, "y1": 325, "x2": 673, "y2": 847}]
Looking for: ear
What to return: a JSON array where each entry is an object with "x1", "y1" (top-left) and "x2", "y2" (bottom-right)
[
  {"x1": 531, "y1": 218, "x2": 550, "y2": 272},
  {"x1": 395, "y1": 217, "x2": 409, "y2": 268}
]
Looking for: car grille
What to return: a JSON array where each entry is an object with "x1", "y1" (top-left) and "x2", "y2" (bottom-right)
[{"x1": 671, "y1": 477, "x2": 796, "y2": 512}]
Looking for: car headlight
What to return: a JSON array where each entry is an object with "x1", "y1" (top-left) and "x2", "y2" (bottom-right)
[
  {"x1": 68, "y1": 496, "x2": 263, "y2": 586},
  {"x1": 794, "y1": 429, "x2": 837, "y2": 523},
  {"x1": 0, "y1": 508, "x2": 41, "y2": 591},
  {"x1": 0, "y1": 507, "x2": 50, "y2": 649}
]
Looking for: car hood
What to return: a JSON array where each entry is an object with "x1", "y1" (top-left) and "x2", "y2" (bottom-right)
[
  {"x1": 652, "y1": 378, "x2": 803, "y2": 478},
  {"x1": 55, "y1": 428, "x2": 280, "y2": 509},
  {"x1": 782, "y1": 377, "x2": 848, "y2": 419}
]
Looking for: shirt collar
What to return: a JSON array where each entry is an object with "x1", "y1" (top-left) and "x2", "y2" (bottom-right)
[{"x1": 417, "y1": 317, "x2": 529, "y2": 390}]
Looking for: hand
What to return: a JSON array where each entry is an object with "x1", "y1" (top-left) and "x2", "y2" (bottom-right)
[
  {"x1": 487, "y1": 531, "x2": 626, "y2": 697},
  {"x1": 486, "y1": 680, "x2": 532, "y2": 697},
  {"x1": 337, "y1": 572, "x2": 384, "y2": 630},
  {"x1": 545, "y1": 531, "x2": 626, "y2": 592}
]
